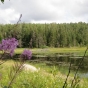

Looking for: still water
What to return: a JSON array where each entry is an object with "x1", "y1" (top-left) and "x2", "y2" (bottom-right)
[{"x1": 31, "y1": 54, "x2": 88, "y2": 78}]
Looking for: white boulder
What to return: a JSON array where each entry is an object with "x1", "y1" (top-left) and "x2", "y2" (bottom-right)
[{"x1": 23, "y1": 64, "x2": 39, "y2": 72}]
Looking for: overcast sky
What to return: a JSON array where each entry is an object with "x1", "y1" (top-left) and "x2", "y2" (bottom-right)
[{"x1": 0, "y1": 0, "x2": 88, "y2": 24}]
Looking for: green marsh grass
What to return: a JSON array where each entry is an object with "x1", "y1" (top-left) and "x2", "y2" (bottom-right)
[
  {"x1": 0, "y1": 60, "x2": 88, "y2": 88},
  {"x1": 15, "y1": 47, "x2": 88, "y2": 56}
]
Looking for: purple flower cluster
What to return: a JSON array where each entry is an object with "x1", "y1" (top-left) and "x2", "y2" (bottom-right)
[
  {"x1": 0, "y1": 38, "x2": 18, "y2": 56},
  {"x1": 21, "y1": 49, "x2": 32, "y2": 59}
]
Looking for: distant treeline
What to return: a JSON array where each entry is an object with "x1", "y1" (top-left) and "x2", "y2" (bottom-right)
[{"x1": 0, "y1": 22, "x2": 88, "y2": 48}]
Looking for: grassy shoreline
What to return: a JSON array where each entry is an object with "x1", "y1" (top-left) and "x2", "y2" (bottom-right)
[
  {"x1": 15, "y1": 47, "x2": 88, "y2": 56},
  {"x1": 0, "y1": 60, "x2": 88, "y2": 88}
]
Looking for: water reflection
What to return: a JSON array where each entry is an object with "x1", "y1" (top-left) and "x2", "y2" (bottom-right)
[
  {"x1": 30, "y1": 54, "x2": 88, "y2": 78},
  {"x1": 31, "y1": 55, "x2": 88, "y2": 73},
  {"x1": 78, "y1": 73, "x2": 88, "y2": 78}
]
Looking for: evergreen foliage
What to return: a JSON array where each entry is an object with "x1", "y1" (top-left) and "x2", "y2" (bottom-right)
[{"x1": 0, "y1": 22, "x2": 88, "y2": 48}]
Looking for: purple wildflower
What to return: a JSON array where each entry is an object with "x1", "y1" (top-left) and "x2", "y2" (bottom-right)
[
  {"x1": 21, "y1": 49, "x2": 32, "y2": 59},
  {"x1": 0, "y1": 38, "x2": 18, "y2": 56}
]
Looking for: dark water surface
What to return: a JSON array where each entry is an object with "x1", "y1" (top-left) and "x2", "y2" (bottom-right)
[{"x1": 30, "y1": 54, "x2": 88, "y2": 78}]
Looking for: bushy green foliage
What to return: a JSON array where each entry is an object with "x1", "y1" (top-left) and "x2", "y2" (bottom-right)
[{"x1": 0, "y1": 60, "x2": 88, "y2": 88}]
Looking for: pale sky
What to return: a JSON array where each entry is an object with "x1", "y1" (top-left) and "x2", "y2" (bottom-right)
[{"x1": 0, "y1": 0, "x2": 88, "y2": 24}]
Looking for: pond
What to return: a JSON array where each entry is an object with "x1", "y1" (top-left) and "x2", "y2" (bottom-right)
[{"x1": 30, "y1": 53, "x2": 88, "y2": 78}]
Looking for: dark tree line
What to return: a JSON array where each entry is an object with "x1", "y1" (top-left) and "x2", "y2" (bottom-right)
[{"x1": 0, "y1": 22, "x2": 88, "y2": 48}]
